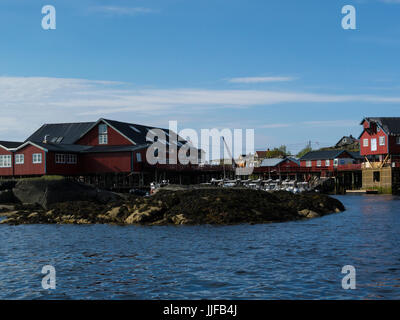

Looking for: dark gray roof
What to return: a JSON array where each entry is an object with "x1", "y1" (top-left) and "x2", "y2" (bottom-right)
[
  {"x1": 362, "y1": 117, "x2": 400, "y2": 136},
  {"x1": 0, "y1": 141, "x2": 23, "y2": 149},
  {"x1": 348, "y1": 151, "x2": 363, "y2": 160},
  {"x1": 300, "y1": 150, "x2": 352, "y2": 161},
  {"x1": 26, "y1": 122, "x2": 95, "y2": 145},
  {"x1": 26, "y1": 118, "x2": 186, "y2": 148},
  {"x1": 287, "y1": 157, "x2": 300, "y2": 165},
  {"x1": 103, "y1": 118, "x2": 184, "y2": 145},
  {"x1": 33, "y1": 142, "x2": 92, "y2": 153},
  {"x1": 82, "y1": 144, "x2": 149, "y2": 153},
  {"x1": 260, "y1": 157, "x2": 300, "y2": 167},
  {"x1": 260, "y1": 158, "x2": 285, "y2": 167}
]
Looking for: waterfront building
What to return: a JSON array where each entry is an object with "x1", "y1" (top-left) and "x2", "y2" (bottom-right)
[{"x1": 359, "y1": 117, "x2": 400, "y2": 193}]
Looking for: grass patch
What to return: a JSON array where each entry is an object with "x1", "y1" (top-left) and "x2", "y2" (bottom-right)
[
  {"x1": 13, "y1": 175, "x2": 65, "y2": 181},
  {"x1": 368, "y1": 186, "x2": 392, "y2": 194}
]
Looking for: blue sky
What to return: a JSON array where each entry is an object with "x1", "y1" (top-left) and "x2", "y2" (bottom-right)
[{"x1": 0, "y1": 0, "x2": 400, "y2": 154}]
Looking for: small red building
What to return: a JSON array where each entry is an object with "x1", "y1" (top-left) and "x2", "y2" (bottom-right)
[
  {"x1": 260, "y1": 157, "x2": 300, "y2": 171},
  {"x1": 299, "y1": 150, "x2": 355, "y2": 171}
]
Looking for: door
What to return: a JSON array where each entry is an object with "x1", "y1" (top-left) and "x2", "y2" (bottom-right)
[{"x1": 371, "y1": 138, "x2": 377, "y2": 152}]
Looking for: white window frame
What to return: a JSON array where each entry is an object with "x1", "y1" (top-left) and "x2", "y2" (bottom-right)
[
  {"x1": 33, "y1": 153, "x2": 42, "y2": 164},
  {"x1": 0, "y1": 155, "x2": 11, "y2": 168},
  {"x1": 363, "y1": 139, "x2": 369, "y2": 147},
  {"x1": 55, "y1": 154, "x2": 65, "y2": 164},
  {"x1": 317, "y1": 160, "x2": 322, "y2": 167},
  {"x1": 67, "y1": 154, "x2": 77, "y2": 164},
  {"x1": 306, "y1": 160, "x2": 312, "y2": 167},
  {"x1": 397, "y1": 137, "x2": 400, "y2": 145},
  {"x1": 56, "y1": 154, "x2": 77, "y2": 164},
  {"x1": 325, "y1": 160, "x2": 330, "y2": 167},
  {"x1": 99, "y1": 133, "x2": 108, "y2": 145},
  {"x1": 379, "y1": 136, "x2": 385, "y2": 146},
  {"x1": 15, "y1": 154, "x2": 24, "y2": 165},
  {"x1": 98, "y1": 124, "x2": 108, "y2": 145}
]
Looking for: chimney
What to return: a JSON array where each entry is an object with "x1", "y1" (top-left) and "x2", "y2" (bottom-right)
[{"x1": 43, "y1": 134, "x2": 50, "y2": 144}]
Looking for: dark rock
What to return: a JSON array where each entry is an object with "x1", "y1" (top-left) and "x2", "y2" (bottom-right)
[
  {"x1": 0, "y1": 180, "x2": 17, "y2": 192},
  {"x1": 0, "y1": 187, "x2": 345, "y2": 226},
  {"x1": 12, "y1": 178, "x2": 121, "y2": 209},
  {"x1": 0, "y1": 189, "x2": 19, "y2": 204}
]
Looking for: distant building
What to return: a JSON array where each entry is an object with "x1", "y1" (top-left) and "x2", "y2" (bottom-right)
[
  {"x1": 260, "y1": 157, "x2": 300, "y2": 170},
  {"x1": 299, "y1": 150, "x2": 355, "y2": 171},
  {"x1": 242, "y1": 150, "x2": 268, "y2": 168},
  {"x1": 335, "y1": 135, "x2": 358, "y2": 148}
]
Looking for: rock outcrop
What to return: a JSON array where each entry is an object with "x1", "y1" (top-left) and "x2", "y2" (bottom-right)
[
  {"x1": 0, "y1": 186, "x2": 345, "y2": 226},
  {"x1": 0, "y1": 178, "x2": 121, "y2": 209}
]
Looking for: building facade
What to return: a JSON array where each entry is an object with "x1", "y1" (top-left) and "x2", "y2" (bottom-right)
[
  {"x1": 359, "y1": 117, "x2": 400, "y2": 193},
  {"x1": 0, "y1": 118, "x2": 193, "y2": 184}
]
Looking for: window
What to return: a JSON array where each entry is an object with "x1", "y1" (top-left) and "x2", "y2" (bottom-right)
[
  {"x1": 33, "y1": 153, "x2": 42, "y2": 164},
  {"x1": 15, "y1": 154, "x2": 24, "y2": 164},
  {"x1": 379, "y1": 136, "x2": 385, "y2": 146},
  {"x1": 99, "y1": 124, "x2": 108, "y2": 145},
  {"x1": 363, "y1": 139, "x2": 369, "y2": 147},
  {"x1": 0, "y1": 155, "x2": 11, "y2": 168},
  {"x1": 67, "y1": 154, "x2": 77, "y2": 164},
  {"x1": 325, "y1": 160, "x2": 330, "y2": 167},
  {"x1": 99, "y1": 134, "x2": 108, "y2": 144},
  {"x1": 55, "y1": 154, "x2": 65, "y2": 164},
  {"x1": 373, "y1": 171, "x2": 380, "y2": 182},
  {"x1": 99, "y1": 124, "x2": 107, "y2": 134},
  {"x1": 397, "y1": 137, "x2": 400, "y2": 145},
  {"x1": 371, "y1": 138, "x2": 377, "y2": 152},
  {"x1": 306, "y1": 160, "x2": 312, "y2": 167},
  {"x1": 136, "y1": 153, "x2": 142, "y2": 162},
  {"x1": 317, "y1": 160, "x2": 322, "y2": 167},
  {"x1": 56, "y1": 154, "x2": 77, "y2": 164}
]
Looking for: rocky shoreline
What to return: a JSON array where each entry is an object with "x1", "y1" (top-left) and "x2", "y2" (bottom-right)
[{"x1": 0, "y1": 179, "x2": 345, "y2": 226}]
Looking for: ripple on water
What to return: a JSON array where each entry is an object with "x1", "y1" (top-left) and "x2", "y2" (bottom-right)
[{"x1": 0, "y1": 195, "x2": 400, "y2": 299}]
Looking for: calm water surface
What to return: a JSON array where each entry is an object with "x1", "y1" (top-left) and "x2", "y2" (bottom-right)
[{"x1": 0, "y1": 195, "x2": 400, "y2": 299}]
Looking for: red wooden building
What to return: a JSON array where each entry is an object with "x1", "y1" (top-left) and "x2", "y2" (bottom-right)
[
  {"x1": 299, "y1": 150, "x2": 355, "y2": 171},
  {"x1": 358, "y1": 117, "x2": 400, "y2": 193},
  {"x1": 0, "y1": 118, "x2": 190, "y2": 182},
  {"x1": 359, "y1": 117, "x2": 400, "y2": 162}
]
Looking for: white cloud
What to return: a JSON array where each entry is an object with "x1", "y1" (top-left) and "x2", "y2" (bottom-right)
[
  {"x1": 260, "y1": 120, "x2": 359, "y2": 130},
  {"x1": 302, "y1": 120, "x2": 359, "y2": 127},
  {"x1": 227, "y1": 76, "x2": 296, "y2": 83},
  {"x1": 260, "y1": 123, "x2": 292, "y2": 129},
  {"x1": 0, "y1": 76, "x2": 400, "y2": 140}
]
